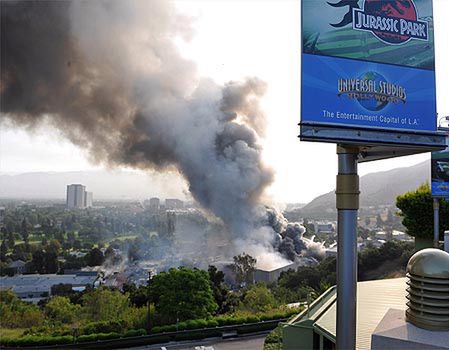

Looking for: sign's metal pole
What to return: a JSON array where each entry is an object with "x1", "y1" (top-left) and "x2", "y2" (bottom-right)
[
  {"x1": 434, "y1": 198, "x2": 440, "y2": 248},
  {"x1": 336, "y1": 145, "x2": 360, "y2": 350}
]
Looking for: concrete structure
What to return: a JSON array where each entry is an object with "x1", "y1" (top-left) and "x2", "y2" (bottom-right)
[
  {"x1": 66, "y1": 184, "x2": 86, "y2": 209},
  {"x1": 282, "y1": 278, "x2": 408, "y2": 350},
  {"x1": 0, "y1": 273, "x2": 99, "y2": 303},
  {"x1": 84, "y1": 191, "x2": 93, "y2": 208},
  {"x1": 372, "y1": 309, "x2": 449, "y2": 350}
]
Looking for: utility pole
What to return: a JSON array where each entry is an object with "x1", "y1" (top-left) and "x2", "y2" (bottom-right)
[{"x1": 336, "y1": 145, "x2": 360, "y2": 350}]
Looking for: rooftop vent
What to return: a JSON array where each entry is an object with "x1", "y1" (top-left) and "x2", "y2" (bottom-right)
[{"x1": 406, "y1": 248, "x2": 449, "y2": 331}]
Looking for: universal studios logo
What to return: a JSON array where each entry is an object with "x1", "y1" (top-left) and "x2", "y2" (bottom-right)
[
  {"x1": 352, "y1": 0, "x2": 429, "y2": 45},
  {"x1": 338, "y1": 72, "x2": 406, "y2": 112}
]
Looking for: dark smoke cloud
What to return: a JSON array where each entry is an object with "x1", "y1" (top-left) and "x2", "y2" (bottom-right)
[{"x1": 1, "y1": 0, "x2": 309, "y2": 268}]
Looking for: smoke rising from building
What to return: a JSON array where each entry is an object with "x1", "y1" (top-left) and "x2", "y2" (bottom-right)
[{"x1": 1, "y1": 0, "x2": 317, "y2": 267}]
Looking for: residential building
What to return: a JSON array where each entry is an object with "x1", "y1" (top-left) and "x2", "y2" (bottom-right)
[
  {"x1": 84, "y1": 191, "x2": 93, "y2": 208},
  {"x1": 66, "y1": 184, "x2": 86, "y2": 209},
  {"x1": 66, "y1": 184, "x2": 93, "y2": 209}
]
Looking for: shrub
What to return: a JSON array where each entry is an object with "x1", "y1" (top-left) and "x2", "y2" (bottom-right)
[
  {"x1": 77, "y1": 334, "x2": 99, "y2": 342},
  {"x1": 80, "y1": 320, "x2": 125, "y2": 335},
  {"x1": 176, "y1": 321, "x2": 187, "y2": 331},
  {"x1": 0, "y1": 335, "x2": 73, "y2": 347},
  {"x1": 124, "y1": 328, "x2": 147, "y2": 337},
  {"x1": 152, "y1": 326, "x2": 162, "y2": 333},
  {"x1": 96, "y1": 332, "x2": 121, "y2": 340},
  {"x1": 215, "y1": 316, "x2": 227, "y2": 326},
  {"x1": 185, "y1": 319, "x2": 199, "y2": 329},
  {"x1": 195, "y1": 319, "x2": 208, "y2": 328},
  {"x1": 206, "y1": 319, "x2": 219, "y2": 327},
  {"x1": 245, "y1": 315, "x2": 260, "y2": 323}
]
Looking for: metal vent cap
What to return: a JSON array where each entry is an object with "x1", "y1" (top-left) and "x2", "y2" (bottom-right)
[{"x1": 405, "y1": 248, "x2": 449, "y2": 331}]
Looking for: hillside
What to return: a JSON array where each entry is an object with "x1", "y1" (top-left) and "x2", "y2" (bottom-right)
[{"x1": 301, "y1": 160, "x2": 430, "y2": 218}]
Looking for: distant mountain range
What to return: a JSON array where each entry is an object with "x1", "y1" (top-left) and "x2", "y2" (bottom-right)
[
  {"x1": 0, "y1": 161, "x2": 430, "y2": 208},
  {"x1": 301, "y1": 160, "x2": 430, "y2": 218},
  {"x1": 0, "y1": 170, "x2": 188, "y2": 200}
]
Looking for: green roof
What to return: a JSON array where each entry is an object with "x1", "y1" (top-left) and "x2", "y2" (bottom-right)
[{"x1": 283, "y1": 278, "x2": 408, "y2": 350}]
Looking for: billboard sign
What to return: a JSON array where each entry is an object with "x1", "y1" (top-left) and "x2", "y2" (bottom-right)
[
  {"x1": 301, "y1": 0, "x2": 437, "y2": 138},
  {"x1": 432, "y1": 137, "x2": 449, "y2": 197}
]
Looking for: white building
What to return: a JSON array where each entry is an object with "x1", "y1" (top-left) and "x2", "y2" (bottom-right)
[
  {"x1": 66, "y1": 184, "x2": 93, "y2": 209},
  {"x1": 84, "y1": 191, "x2": 93, "y2": 208}
]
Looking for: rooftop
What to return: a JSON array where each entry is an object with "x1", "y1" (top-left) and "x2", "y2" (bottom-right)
[{"x1": 283, "y1": 278, "x2": 408, "y2": 350}]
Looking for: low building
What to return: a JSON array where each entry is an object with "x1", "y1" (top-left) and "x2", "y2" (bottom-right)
[
  {"x1": 0, "y1": 272, "x2": 99, "y2": 303},
  {"x1": 255, "y1": 261, "x2": 304, "y2": 284}
]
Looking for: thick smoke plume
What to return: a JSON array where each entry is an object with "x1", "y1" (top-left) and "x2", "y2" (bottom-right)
[{"x1": 1, "y1": 0, "x2": 316, "y2": 268}]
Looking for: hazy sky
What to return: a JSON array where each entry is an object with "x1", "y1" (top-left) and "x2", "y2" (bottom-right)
[{"x1": 1, "y1": 0, "x2": 448, "y2": 203}]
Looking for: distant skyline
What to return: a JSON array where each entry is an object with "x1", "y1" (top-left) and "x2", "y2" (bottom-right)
[{"x1": 1, "y1": 0, "x2": 448, "y2": 203}]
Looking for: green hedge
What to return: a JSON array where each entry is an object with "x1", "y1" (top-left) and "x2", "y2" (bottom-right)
[
  {"x1": 123, "y1": 328, "x2": 147, "y2": 337},
  {"x1": 76, "y1": 332, "x2": 121, "y2": 342},
  {"x1": 0, "y1": 309, "x2": 299, "y2": 347},
  {"x1": 152, "y1": 310, "x2": 294, "y2": 334},
  {"x1": 1, "y1": 335, "x2": 73, "y2": 347},
  {"x1": 80, "y1": 320, "x2": 125, "y2": 335}
]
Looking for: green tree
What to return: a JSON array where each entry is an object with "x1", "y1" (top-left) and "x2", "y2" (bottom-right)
[
  {"x1": 21, "y1": 218, "x2": 29, "y2": 243},
  {"x1": 7, "y1": 230, "x2": 15, "y2": 250},
  {"x1": 85, "y1": 247, "x2": 104, "y2": 266},
  {"x1": 0, "y1": 240, "x2": 7, "y2": 262},
  {"x1": 30, "y1": 249, "x2": 59, "y2": 274},
  {"x1": 0, "y1": 290, "x2": 44, "y2": 328},
  {"x1": 232, "y1": 253, "x2": 257, "y2": 286},
  {"x1": 81, "y1": 287, "x2": 130, "y2": 322},
  {"x1": 45, "y1": 296, "x2": 81, "y2": 324},
  {"x1": 150, "y1": 267, "x2": 218, "y2": 324},
  {"x1": 123, "y1": 283, "x2": 148, "y2": 308},
  {"x1": 208, "y1": 265, "x2": 230, "y2": 314},
  {"x1": 242, "y1": 283, "x2": 277, "y2": 313},
  {"x1": 47, "y1": 239, "x2": 61, "y2": 255},
  {"x1": 396, "y1": 183, "x2": 449, "y2": 243}
]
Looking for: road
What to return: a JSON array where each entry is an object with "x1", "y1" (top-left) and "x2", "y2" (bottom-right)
[
  {"x1": 127, "y1": 334, "x2": 266, "y2": 350},
  {"x1": 177, "y1": 336, "x2": 265, "y2": 350}
]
